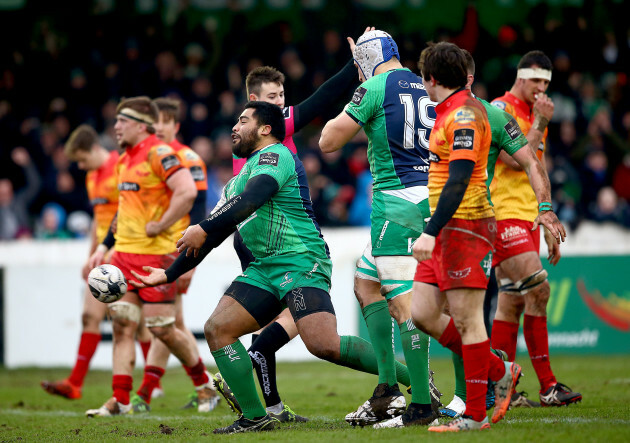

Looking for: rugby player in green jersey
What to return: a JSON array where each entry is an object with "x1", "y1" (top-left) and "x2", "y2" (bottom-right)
[
  {"x1": 320, "y1": 29, "x2": 439, "y2": 428},
  {"x1": 131, "y1": 101, "x2": 413, "y2": 434}
]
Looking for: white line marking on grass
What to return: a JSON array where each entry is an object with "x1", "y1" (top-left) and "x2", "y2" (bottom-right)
[{"x1": 504, "y1": 417, "x2": 630, "y2": 425}]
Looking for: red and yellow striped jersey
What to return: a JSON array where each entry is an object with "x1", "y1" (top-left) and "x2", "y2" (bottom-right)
[
  {"x1": 86, "y1": 150, "x2": 119, "y2": 243},
  {"x1": 114, "y1": 134, "x2": 187, "y2": 254},
  {"x1": 429, "y1": 89, "x2": 494, "y2": 220},
  {"x1": 490, "y1": 92, "x2": 547, "y2": 222}
]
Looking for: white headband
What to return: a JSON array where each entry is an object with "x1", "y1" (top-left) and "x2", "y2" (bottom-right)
[
  {"x1": 517, "y1": 68, "x2": 552, "y2": 81},
  {"x1": 117, "y1": 107, "x2": 155, "y2": 125}
]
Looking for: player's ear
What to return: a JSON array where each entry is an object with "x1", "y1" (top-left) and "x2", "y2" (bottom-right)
[
  {"x1": 249, "y1": 93, "x2": 258, "y2": 102},
  {"x1": 259, "y1": 124, "x2": 272, "y2": 136}
]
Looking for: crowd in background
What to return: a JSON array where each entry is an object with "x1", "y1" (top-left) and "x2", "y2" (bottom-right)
[{"x1": 1, "y1": 1, "x2": 630, "y2": 240}]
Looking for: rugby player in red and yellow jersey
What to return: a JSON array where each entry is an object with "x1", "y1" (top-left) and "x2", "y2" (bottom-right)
[
  {"x1": 85, "y1": 97, "x2": 215, "y2": 417},
  {"x1": 128, "y1": 97, "x2": 218, "y2": 411},
  {"x1": 42, "y1": 125, "x2": 128, "y2": 400},
  {"x1": 410, "y1": 42, "x2": 522, "y2": 432},
  {"x1": 489, "y1": 51, "x2": 580, "y2": 407}
]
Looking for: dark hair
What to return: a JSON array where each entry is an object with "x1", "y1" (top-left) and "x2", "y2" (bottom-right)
[
  {"x1": 116, "y1": 96, "x2": 158, "y2": 134},
  {"x1": 418, "y1": 42, "x2": 467, "y2": 89},
  {"x1": 517, "y1": 50, "x2": 552, "y2": 71},
  {"x1": 244, "y1": 101, "x2": 286, "y2": 142},
  {"x1": 462, "y1": 49, "x2": 475, "y2": 76},
  {"x1": 153, "y1": 97, "x2": 181, "y2": 123},
  {"x1": 246, "y1": 66, "x2": 285, "y2": 97},
  {"x1": 64, "y1": 124, "x2": 99, "y2": 159}
]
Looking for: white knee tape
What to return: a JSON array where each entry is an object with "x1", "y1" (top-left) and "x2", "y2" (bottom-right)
[
  {"x1": 515, "y1": 269, "x2": 548, "y2": 294},
  {"x1": 108, "y1": 301, "x2": 142, "y2": 323},
  {"x1": 145, "y1": 316, "x2": 176, "y2": 328}
]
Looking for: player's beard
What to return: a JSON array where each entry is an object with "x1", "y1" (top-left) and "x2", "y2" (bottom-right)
[{"x1": 232, "y1": 129, "x2": 259, "y2": 158}]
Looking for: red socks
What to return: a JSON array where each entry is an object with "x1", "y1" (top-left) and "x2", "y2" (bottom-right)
[
  {"x1": 68, "y1": 332, "x2": 101, "y2": 387},
  {"x1": 524, "y1": 314, "x2": 556, "y2": 392},
  {"x1": 136, "y1": 365, "x2": 165, "y2": 402},
  {"x1": 438, "y1": 318, "x2": 463, "y2": 357},
  {"x1": 490, "y1": 319, "x2": 519, "y2": 361},
  {"x1": 184, "y1": 358, "x2": 209, "y2": 387},
  {"x1": 462, "y1": 340, "x2": 490, "y2": 422},
  {"x1": 112, "y1": 374, "x2": 133, "y2": 404}
]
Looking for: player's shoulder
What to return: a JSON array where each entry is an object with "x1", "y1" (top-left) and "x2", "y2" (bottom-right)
[
  {"x1": 491, "y1": 94, "x2": 511, "y2": 111},
  {"x1": 256, "y1": 143, "x2": 291, "y2": 167},
  {"x1": 178, "y1": 146, "x2": 202, "y2": 162},
  {"x1": 152, "y1": 142, "x2": 176, "y2": 156}
]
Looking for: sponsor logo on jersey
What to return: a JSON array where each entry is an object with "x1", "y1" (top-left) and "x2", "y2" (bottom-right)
[
  {"x1": 135, "y1": 170, "x2": 150, "y2": 177},
  {"x1": 428, "y1": 152, "x2": 441, "y2": 163},
  {"x1": 90, "y1": 197, "x2": 109, "y2": 205},
  {"x1": 305, "y1": 262, "x2": 319, "y2": 279},
  {"x1": 454, "y1": 108, "x2": 475, "y2": 124},
  {"x1": 280, "y1": 272, "x2": 293, "y2": 288},
  {"x1": 398, "y1": 80, "x2": 410, "y2": 88},
  {"x1": 413, "y1": 165, "x2": 429, "y2": 172},
  {"x1": 156, "y1": 145, "x2": 173, "y2": 155},
  {"x1": 352, "y1": 87, "x2": 367, "y2": 105},
  {"x1": 453, "y1": 128, "x2": 475, "y2": 150},
  {"x1": 409, "y1": 82, "x2": 425, "y2": 89},
  {"x1": 161, "y1": 154, "x2": 180, "y2": 171},
  {"x1": 190, "y1": 165, "x2": 205, "y2": 181},
  {"x1": 259, "y1": 152, "x2": 279, "y2": 166},
  {"x1": 184, "y1": 150, "x2": 200, "y2": 161},
  {"x1": 119, "y1": 182, "x2": 140, "y2": 191},
  {"x1": 504, "y1": 118, "x2": 523, "y2": 141},
  {"x1": 448, "y1": 267, "x2": 471, "y2": 279},
  {"x1": 282, "y1": 106, "x2": 291, "y2": 119},
  {"x1": 493, "y1": 101, "x2": 507, "y2": 110}
]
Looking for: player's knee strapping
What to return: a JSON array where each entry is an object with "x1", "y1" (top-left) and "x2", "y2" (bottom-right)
[
  {"x1": 108, "y1": 301, "x2": 142, "y2": 323},
  {"x1": 145, "y1": 316, "x2": 176, "y2": 328},
  {"x1": 499, "y1": 268, "x2": 548, "y2": 296}
]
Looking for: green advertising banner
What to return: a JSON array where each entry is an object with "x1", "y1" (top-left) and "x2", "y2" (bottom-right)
[{"x1": 358, "y1": 255, "x2": 630, "y2": 357}]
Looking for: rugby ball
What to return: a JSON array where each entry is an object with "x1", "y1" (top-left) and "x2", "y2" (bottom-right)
[{"x1": 88, "y1": 264, "x2": 128, "y2": 303}]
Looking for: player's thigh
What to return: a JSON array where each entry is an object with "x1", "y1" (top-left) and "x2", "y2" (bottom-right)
[
  {"x1": 375, "y1": 254, "x2": 416, "y2": 304},
  {"x1": 287, "y1": 287, "x2": 339, "y2": 359},
  {"x1": 354, "y1": 241, "x2": 384, "y2": 307},
  {"x1": 219, "y1": 281, "x2": 284, "y2": 332},
  {"x1": 498, "y1": 251, "x2": 542, "y2": 282},
  {"x1": 411, "y1": 281, "x2": 445, "y2": 325}
]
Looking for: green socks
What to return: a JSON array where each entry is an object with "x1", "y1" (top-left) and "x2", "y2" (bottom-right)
[
  {"x1": 399, "y1": 319, "x2": 431, "y2": 404},
  {"x1": 452, "y1": 351, "x2": 467, "y2": 401},
  {"x1": 362, "y1": 300, "x2": 398, "y2": 386},
  {"x1": 339, "y1": 335, "x2": 410, "y2": 387},
  {"x1": 211, "y1": 340, "x2": 266, "y2": 419}
]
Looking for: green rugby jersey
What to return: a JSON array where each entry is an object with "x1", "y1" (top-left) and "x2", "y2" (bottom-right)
[
  {"x1": 223, "y1": 143, "x2": 329, "y2": 260},
  {"x1": 478, "y1": 97, "x2": 528, "y2": 199},
  {"x1": 345, "y1": 68, "x2": 436, "y2": 192}
]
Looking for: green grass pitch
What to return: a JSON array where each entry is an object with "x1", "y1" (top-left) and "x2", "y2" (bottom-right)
[{"x1": 1, "y1": 355, "x2": 629, "y2": 441}]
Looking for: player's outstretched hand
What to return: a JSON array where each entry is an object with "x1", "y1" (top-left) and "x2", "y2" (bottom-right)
[
  {"x1": 347, "y1": 26, "x2": 375, "y2": 54},
  {"x1": 532, "y1": 210, "x2": 566, "y2": 244},
  {"x1": 412, "y1": 233, "x2": 436, "y2": 262},
  {"x1": 176, "y1": 224, "x2": 207, "y2": 257},
  {"x1": 130, "y1": 266, "x2": 167, "y2": 288},
  {"x1": 87, "y1": 244, "x2": 107, "y2": 270}
]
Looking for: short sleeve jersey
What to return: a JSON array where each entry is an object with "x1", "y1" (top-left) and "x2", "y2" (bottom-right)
[
  {"x1": 345, "y1": 68, "x2": 436, "y2": 192},
  {"x1": 490, "y1": 92, "x2": 547, "y2": 222},
  {"x1": 86, "y1": 150, "x2": 119, "y2": 243},
  {"x1": 171, "y1": 139, "x2": 208, "y2": 192},
  {"x1": 477, "y1": 97, "x2": 528, "y2": 200},
  {"x1": 224, "y1": 143, "x2": 329, "y2": 260},
  {"x1": 114, "y1": 134, "x2": 187, "y2": 254},
  {"x1": 232, "y1": 106, "x2": 297, "y2": 175},
  {"x1": 428, "y1": 89, "x2": 493, "y2": 220}
]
